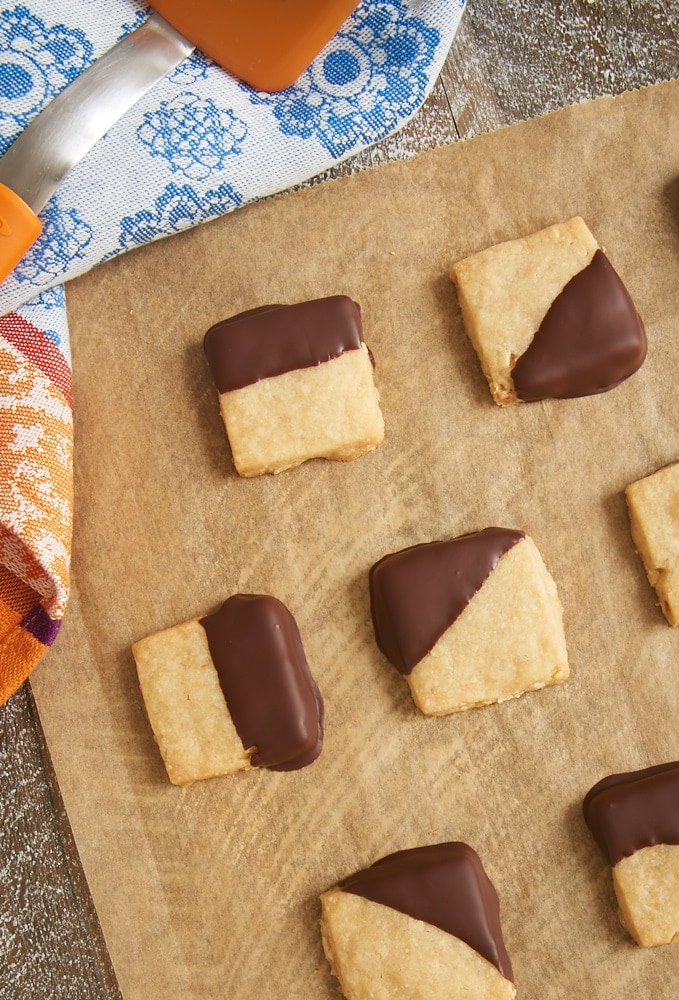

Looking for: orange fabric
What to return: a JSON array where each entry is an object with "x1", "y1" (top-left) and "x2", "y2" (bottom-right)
[
  {"x1": 0, "y1": 323, "x2": 73, "y2": 704},
  {"x1": 0, "y1": 602, "x2": 47, "y2": 704},
  {"x1": 0, "y1": 565, "x2": 34, "y2": 637},
  {"x1": 0, "y1": 594, "x2": 21, "y2": 641},
  {"x1": 0, "y1": 312, "x2": 73, "y2": 406}
]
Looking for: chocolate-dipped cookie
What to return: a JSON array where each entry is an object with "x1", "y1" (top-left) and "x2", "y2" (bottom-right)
[
  {"x1": 584, "y1": 762, "x2": 679, "y2": 946},
  {"x1": 369, "y1": 528, "x2": 569, "y2": 715},
  {"x1": 204, "y1": 295, "x2": 384, "y2": 476},
  {"x1": 450, "y1": 217, "x2": 646, "y2": 406},
  {"x1": 321, "y1": 842, "x2": 516, "y2": 1000},
  {"x1": 132, "y1": 594, "x2": 323, "y2": 785}
]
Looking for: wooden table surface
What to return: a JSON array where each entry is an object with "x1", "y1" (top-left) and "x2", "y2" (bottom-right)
[{"x1": 1, "y1": 2, "x2": 676, "y2": 997}]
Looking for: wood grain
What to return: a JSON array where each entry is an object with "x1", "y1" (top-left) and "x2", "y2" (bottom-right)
[
  {"x1": 0, "y1": 2, "x2": 676, "y2": 996},
  {"x1": 0, "y1": 684, "x2": 121, "y2": 999}
]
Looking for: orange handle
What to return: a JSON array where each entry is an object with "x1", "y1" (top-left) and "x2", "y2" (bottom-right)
[{"x1": 0, "y1": 183, "x2": 42, "y2": 286}]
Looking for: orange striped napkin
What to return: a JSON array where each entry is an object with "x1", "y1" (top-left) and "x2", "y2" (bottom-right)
[{"x1": 0, "y1": 309, "x2": 72, "y2": 704}]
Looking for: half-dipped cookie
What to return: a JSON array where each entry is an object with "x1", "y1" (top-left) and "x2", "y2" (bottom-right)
[
  {"x1": 204, "y1": 295, "x2": 384, "y2": 476},
  {"x1": 369, "y1": 528, "x2": 569, "y2": 715},
  {"x1": 584, "y1": 762, "x2": 679, "y2": 946},
  {"x1": 132, "y1": 594, "x2": 324, "y2": 785}
]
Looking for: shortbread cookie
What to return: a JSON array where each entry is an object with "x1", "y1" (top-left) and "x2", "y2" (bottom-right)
[
  {"x1": 204, "y1": 296, "x2": 384, "y2": 476},
  {"x1": 583, "y1": 762, "x2": 679, "y2": 946},
  {"x1": 625, "y1": 461, "x2": 679, "y2": 625},
  {"x1": 320, "y1": 842, "x2": 515, "y2": 1000},
  {"x1": 450, "y1": 216, "x2": 647, "y2": 405},
  {"x1": 132, "y1": 594, "x2": 324, "y2": 785},
  {"x1": 369, "y1": 528, "x2": 569, "y2": 715}
]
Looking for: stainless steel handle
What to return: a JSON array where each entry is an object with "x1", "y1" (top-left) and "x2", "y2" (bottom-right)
[{"x1": 0, "y1": 13, "x2": 194, "y2": 214}]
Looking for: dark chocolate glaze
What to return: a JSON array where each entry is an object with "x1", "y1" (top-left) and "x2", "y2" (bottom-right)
[
  {"x1": 203, "y1": 295, "x2": 364, "y2": 393},
  {"x1": 583, "y1": 761, "x2": 679, "y2": 866},
  {"x1": 199, "y1": 594, "x2": 324, "y2": 771},
  {"x1": 339, "y1": 842, "x2": 513, "y2": 981},
  {"x1": 512, "y1": 250, "x2": 647, "y2": 401},
  {"x1": 369, "y1": 528, "x2": 525, "y2": 675}
]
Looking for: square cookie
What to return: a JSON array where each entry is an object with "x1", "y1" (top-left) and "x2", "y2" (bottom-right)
[
  {"x1": 450, "y1": 217, "x2": 646, "y2": 405},
  {"x1": 203, "y1": 295, "x2": 384, "y2": 476},
  {"x1": 320, "y1": 842, "x2": 516, "y2": 1000},
  {"x1": 625, "y1": 461, "x2": 679, "y2": 625},
  {"x1": 583, "y1": 762, "x2": 679, "y2": 946},
  {"x1": 132, "y1": 593, "x2": 324, "y2": 785},
  {"x1": 369, "y1": 527, "x2": 569, "y2": 715}
]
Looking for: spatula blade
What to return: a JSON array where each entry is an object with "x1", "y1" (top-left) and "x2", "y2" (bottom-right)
[{"x1": 0, "y1": 14, "x2": 193, "y2": 216}]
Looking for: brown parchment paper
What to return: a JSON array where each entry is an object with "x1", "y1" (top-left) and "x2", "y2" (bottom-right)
[{"x1": 31, "y1": 78, "x2": 679, "y2": 1000}]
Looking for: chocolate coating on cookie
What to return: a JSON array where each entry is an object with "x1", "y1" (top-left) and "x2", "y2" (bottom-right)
[
  {"x1": 204, "y1": 296, "x2": 364, "y2": 393},
  {"x1": 199, "y1": 594, "x2": 323, "y2": 770},
  {"x1": 339, "y1": 842, "x2": 513, "y2": 981},
  {"x1": 512, "y1": 250, "x2": 647, "y2": 401},
  {"x1": 369, "y1": 528, "x2": 525, "y2": 675},
  {"x1": 583, "y1": 762, "x2": 679, "y2": 866}
]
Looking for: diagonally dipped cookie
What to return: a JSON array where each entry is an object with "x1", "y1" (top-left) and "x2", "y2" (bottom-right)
[
  {"x1": 583, "y1": 762, "x2": 679, "y2": 947},
  {"x1": 321, "y1": 842, "x2": 516, "y2": 1000},
  {"x1": 369, "y1": 528, "x2": 569, "y2": 715},
  {"x1": 132, "y1": 593, "x2": 324, "y2": 786},
  {"x1": 450, "y1": 217, "x2": 646, "y2": 406},
  {"x1": 204, "y1": 295, "x2": 384, "y2": 476}
]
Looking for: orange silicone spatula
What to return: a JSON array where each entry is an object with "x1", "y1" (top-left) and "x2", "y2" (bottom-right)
[
  {"x1": 0, "y1": 1, "x2": 360, "y2": 286},
  {"x1": 149, "y1": 0, "x2": 360, "y2": 93}
]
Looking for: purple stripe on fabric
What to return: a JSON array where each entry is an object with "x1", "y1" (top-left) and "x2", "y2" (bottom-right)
[{"x1": 21, "y1": 604, "x2": 61, "y2": 646}]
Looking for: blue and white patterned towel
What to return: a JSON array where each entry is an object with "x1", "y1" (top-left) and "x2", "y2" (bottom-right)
[
  {"x1": 0, "y1": 0, "x2": 465, "y2": 335},
  {"x1": 0, "y1": 0, "x2": 465, "y2": 695}
]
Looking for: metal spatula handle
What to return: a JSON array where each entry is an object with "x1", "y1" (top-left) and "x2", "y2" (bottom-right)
[{"x1": 0, "y1": 13, "x2": 194, "y2": 284}]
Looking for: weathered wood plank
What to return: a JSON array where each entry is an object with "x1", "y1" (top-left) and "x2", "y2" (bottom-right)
[
  {"x1": 459, "y1": 0, "x2": 679, "y2": 125},
  {"x1": 0, "y1": 685, "x2": 122, "y2": 999}
]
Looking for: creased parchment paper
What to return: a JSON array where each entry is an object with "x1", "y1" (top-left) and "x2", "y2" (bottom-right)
[{"x1": 31, "y1": 78, "x2": 679, "y2": 1000}]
